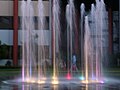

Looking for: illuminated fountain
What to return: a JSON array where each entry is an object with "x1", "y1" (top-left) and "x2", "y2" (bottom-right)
[
  {"x1": 9, "y1": 0, "x2": 108, "y2": 85},
  {"x1": 80, "y1": 0, "x2": 107, "y2": 83},
  {"x1": 21, "y1": 0, "x2": 47, "y2": 84},
  {"x1": 66, "y1": 0, "x2": 107, "y2": 83},
  {"x1": 21, "y1": 0, "x2": 61, "y2": 85},
  {"x1": 2, "y1": 1, "x2": 120, "y2": 90},
  {"x1": 66, "y1": 0, "x2": 76, "y2": 79},
  {"x1": 52, "y1": 0, "x2": 60, "y2": 84}
]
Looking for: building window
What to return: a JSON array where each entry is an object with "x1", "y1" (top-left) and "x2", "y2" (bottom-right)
[
  {"x1": 0, "y1": 16, "x2": 13, "y2": 30},
  {"x1": 19, "y1": 16, "x2": 49, "y2": 30}
]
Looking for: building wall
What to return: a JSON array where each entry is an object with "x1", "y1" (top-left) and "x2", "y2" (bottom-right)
[
  {"x1": 0, "y1": 1, "x2": 49, "y2": 16},
  {"x1": 0, "y1": 0, "x2": 50, "y2": 45},
  {"x1": 0, "y1": 1, "x2": 13, "y2": 16},
  {"x1": 0, "y1": 0, "x2": 119, "y2": 66},
  {"x1": 113, "y1": 11, "x2": 119, "y2": 53},
  {"x1": 0, "y1": 0, "x2": 51, "y2": 63}
]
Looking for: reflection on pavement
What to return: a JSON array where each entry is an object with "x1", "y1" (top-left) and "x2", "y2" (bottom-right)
[{"x1": 0, "y1": 83, "x2": 120, "y2": 90}]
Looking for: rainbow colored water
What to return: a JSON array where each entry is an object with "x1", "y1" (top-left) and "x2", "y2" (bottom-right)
[{"x1": 21, "y1": 0, "x2": 108, "y2": 84}]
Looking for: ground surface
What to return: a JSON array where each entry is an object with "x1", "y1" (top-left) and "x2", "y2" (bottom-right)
[
  {"x1": 0, "y1": 68, "x2": 120, "y2": 90},
  {"x1": 0, "y1": 81, "x2": 120, "y2": 90}
]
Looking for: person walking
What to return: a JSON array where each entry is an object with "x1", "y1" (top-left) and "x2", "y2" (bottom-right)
[{"x1": 71, "y1": 54, "x2": 78, "y2": 72}]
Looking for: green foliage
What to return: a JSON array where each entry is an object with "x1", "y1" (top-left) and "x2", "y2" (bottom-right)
[
  {"x1": 0, "y1": 43, "x2": 9, "y2": 59},
  {"x1": 115, "y1": 53, "x2": 120, "y2": 58},
  {"x1": 111, "y1": 53, "x2": 120, "y2": 60},
  {"x1": 0, "y1": 40, "x2": 1, "y2": 45},
  {"x1": 109, "y1": 53, "x2": 120, "y2": 67}
]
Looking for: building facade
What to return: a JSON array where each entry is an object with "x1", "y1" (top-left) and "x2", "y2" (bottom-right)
[
  {"x1": 0, "y1": 0, "x2": 50, "y2": 66},
  {"x1": 0, "y1": 0, "x2": 119, "y2": 66}
]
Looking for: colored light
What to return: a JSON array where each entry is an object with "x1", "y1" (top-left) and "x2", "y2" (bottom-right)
[
  {"x1": 79, "y1": 76, "x2": 85, "y2": 80},
  {"x1": 91, "y1": 76, "x2": 96, "y2": 80},
  {"x1": 52, "y1": 80, "x2": 59, "y2": 85},
  {"x1": 38, "y1": 80, "x2": 45, "y2": 84},
  {"x1": 52, "y1": 76, "x2": 59, "y2": 84},
  {"x1": 66, "y1": 73, "x2": 71, "y2": 80},
  {"x1": 100, "y1": 81, "x2": 104, "y2": 83}
]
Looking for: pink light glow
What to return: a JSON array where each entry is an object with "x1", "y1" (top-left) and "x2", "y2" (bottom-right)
[{"x1": 66, "y1": 73, "x2": 72, "y2": 80}]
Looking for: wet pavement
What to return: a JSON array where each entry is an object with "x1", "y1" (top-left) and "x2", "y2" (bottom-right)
[
  {"x1": 0, "y1": 72, "x2": 120, "y2": 90},
  {"x1": 0, "y1": 82, "x2": 120, "y2": 90},
  {"x1": 0, "y1": 77, "x2": 120, "y2": 90}
]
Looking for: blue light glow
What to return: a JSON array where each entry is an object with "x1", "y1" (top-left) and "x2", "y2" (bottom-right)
[{"x1": 79, "y1": 76, "x2": 85, "y2": 80}]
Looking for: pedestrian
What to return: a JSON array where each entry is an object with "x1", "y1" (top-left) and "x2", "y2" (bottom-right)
[{"x1": 71, "y1": 54, "x2": 78, "y2": 71}]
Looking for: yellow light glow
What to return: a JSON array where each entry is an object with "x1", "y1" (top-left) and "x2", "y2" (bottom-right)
[
  {"x1": 38, "y1": 80, "x2": 45, "y2": 84},
  {"x1": 81, "y1": 80, "x2": 88, "y2": 84},
  {"x1": 30, "y1": 80, "x2": 36, "y2": 83},
  {"x1": 25, "y1": 78, "x2": 36, "y2": 83},
  {"x1": 84, "y1": 32, "x2": 89, "y2": 84},
  {"x1": 52, "y1": 77, "x2": 59, "y2": 85},
  {"x1": 52, "y1": 76, "x2": 57, "y2": 80},
  {"x1": 81, "y1": 80, "x2": 102, "y2": 84},
  {"x1": 52, "y1": 80, "x2": 59, "y2": 85}
]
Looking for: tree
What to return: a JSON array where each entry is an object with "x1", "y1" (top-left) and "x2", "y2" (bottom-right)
[
  {"x1": 0, "y1": 40, "x2": 1, "y2": 45},
  {"x1": 0, "y1": 43, "x2": 8, "y2": 59},
  {"x1": 109, "y1": 53, "x2": 120, "y2": 67}
]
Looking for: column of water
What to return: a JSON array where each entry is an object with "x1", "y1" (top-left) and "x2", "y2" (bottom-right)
[
  {"x1": 52, "y1": 0, "x2": 60, "y2": 84},
  {"x1": 38, "y1": 0, "x2": 46, "y2": 81},
  {"x1": 80, "y1": 3, "x2": 85, "y2": 79}
]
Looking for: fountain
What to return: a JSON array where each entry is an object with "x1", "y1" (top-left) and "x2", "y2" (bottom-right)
[
  {"x1": 2, "y1": 0, "x2": 120, "y2": 89},
  {"x1": 66, "y1": 0, "x2": 77, "y2": 78},
  {"x1": 3, "y1": 0, "x2": 114, "y2": 88},
  {"x1": 52, "y1": 0, "x2": 60, "y2": 84},
  {"x1": 80, "y1": 0, "x2": 107, "y2": 83},
  {"x1": 21, "y1": 0, "x2": 107, "y2": 84},
  {"x1": 21, "y1": 0, "x2": 47, "y2": 84}
]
